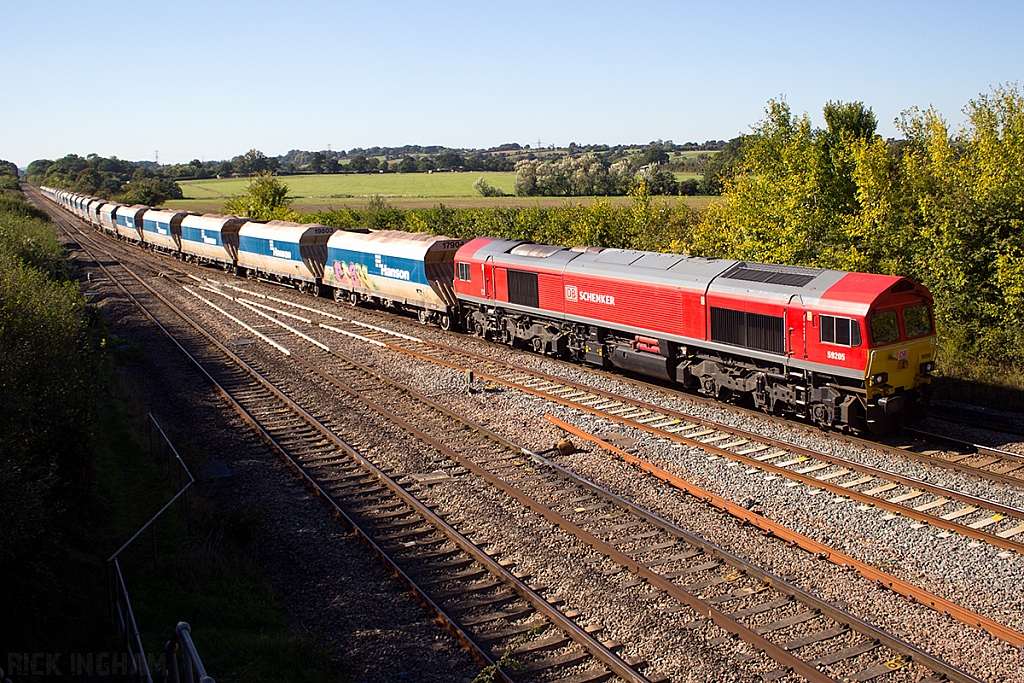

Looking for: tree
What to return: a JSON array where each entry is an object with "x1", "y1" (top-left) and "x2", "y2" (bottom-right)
[
  {"x1": 698, "y1": 135, "x2": 748, "y2": 195},
  {"x1": 639, "y1": 145, "x2": 669, "y2": 166},
  {"x1": 348, "y1": 155, "x2": 369, "y2": 173},
  {"x1": 513, "y1": 159, "x2": 539, "y2": 195},
  {"x1": 435, "y1": 150, "x2": 464, "y2": 170},
  {"x1": 310, "y1": 152, "x2": 326, "y2": 174},
  {"x1": 895, "y1": 84, "x2": 1024, "y2": 364},
  {"x1": 640, "y1": 163, "x2": 679, "y2": 195},
  {"x1": 473, "y1": 177, "x2": 505, "y2": 197},
  {"x1": 397, "y1": 156, "x2": 417, "y2": 173},
  {"x1": 222, "y1": 171, "x2": 295, "y2": 220},
  {"x1": 114, "y1": 177, "x2": 183, "y2": 206},
  {"x1": 231, "y1": 149, "x2": 278, "y2": 175}
]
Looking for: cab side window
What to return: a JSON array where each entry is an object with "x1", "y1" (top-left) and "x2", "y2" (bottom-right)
[
  {"x1": 456, "y1": 262, "x2": 472, "y2": 281},
  {"x1": 820, "y1": 315, "x2": 862, "y2": 347}
]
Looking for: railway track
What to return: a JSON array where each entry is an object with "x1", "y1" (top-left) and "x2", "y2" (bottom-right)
[
  {"x1": 49, "y1": 215, "x2": 652, "y2": 683},
  {"x1": 41, "y1": 201, "x2": 999, "y2": 681},
  {"x1": 885, "y1": 427, "x2": 1024, "y2": 488},
  {"x1": 179, "y1": 268, "x2": 990, "y2": 682},
  {"x1": 194, "y1": 281, "x2": 1024, "y2": 556}
]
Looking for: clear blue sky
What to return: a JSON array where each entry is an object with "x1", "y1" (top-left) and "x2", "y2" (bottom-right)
[{"x1": 1, "y1": 0, "x2": 1020, "y2": 167}]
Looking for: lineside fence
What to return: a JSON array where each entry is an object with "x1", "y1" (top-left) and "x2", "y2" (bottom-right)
[{"x1": 106, "y1": 414, "x2": 213, "y2": 683}]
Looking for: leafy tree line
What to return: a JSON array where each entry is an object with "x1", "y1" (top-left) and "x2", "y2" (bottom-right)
[
  {"x1": 0, "y1": 165, "x2": 97, "y2": 577},
  {"x1": 685, "y1": 84, "x2": 1024, "y2": 382},
  {"x1": 26, "y1": 153, "x2": 183, "y2": 205},
  {"x1": 229, "y1": 172, "x2": 699, "y2": 254},
  {"x1": 230, "y1": 82, "x2": 1024, "y2": 391},
  {"x1": 160, "y1": 140, "x2": 728, "y2": 182}
]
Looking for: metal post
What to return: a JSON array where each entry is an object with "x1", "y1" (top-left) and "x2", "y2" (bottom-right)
[{"x1": 165, "y1": 639, "x2": 179, "y2": 683}]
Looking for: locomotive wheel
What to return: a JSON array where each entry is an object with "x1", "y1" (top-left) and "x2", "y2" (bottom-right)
[{"x1": 531, "y1": 337, "x2": 544, "y2": 354}]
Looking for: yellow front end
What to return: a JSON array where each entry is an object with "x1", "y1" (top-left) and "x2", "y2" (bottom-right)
[{"x1": 864, "y1": 336, "x2": 937, "y2": 431}]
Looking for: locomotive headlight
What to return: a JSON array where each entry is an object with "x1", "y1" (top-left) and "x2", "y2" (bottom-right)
[
  {"x1": 870, "y1": 372, "x2": 889, "y2": 386},
  {"x1": 919, "y1": 361, "x2": 935, "y2": 374}
]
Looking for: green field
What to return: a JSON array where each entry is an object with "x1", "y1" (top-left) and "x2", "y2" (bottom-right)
[
  {"x1": 179, "y1": 172, "x2": 520, "y2": 200},
  {"x1": 164, "y1": 171, "x2": 708, "y2": 213}
]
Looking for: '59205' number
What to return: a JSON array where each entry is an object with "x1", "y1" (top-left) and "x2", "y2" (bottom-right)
[{"x1": 827, "y1": 350, "x2": 846, "y2": 361}]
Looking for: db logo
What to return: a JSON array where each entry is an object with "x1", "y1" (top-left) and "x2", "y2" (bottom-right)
[
  {"x1": 898, "y1": 348, "x2": 909, "y2": 360},
  {"x1": 565, "y1": 285, "x2": 578, "y2": 302}
]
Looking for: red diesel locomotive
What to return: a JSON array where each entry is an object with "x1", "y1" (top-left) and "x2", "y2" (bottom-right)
[{"x1": 453, "y1": 237, "x2": 936, "y2": 433}]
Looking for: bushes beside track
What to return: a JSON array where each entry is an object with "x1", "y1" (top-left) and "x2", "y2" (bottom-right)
[
  {"x1": 1, "y1": 177, "x2": 333, "y2": 681},
  {"x1": 0, "y1": 175, "x2": 94, "y2": 573}
]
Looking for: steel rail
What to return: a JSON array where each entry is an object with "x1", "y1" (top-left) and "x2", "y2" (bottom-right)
[
  {"x1": 170, "y1": 274, "x2": 1024, "y2": 651},
  {"x1": 44, "y1": 216, "x2": 515, "y2": 682},
  {"x1": 903, "y1": 427, "x2": 1024, "y2": 467},
  {"x1": 274, "y1": 348, "x2": 836, "y2": 683},
  {"x1": 235, "y1": 305, "x2": 1000, "y2": 682},
  {"x1": 547, "y1": 415, "x2": 1024, "y2": 654},
  {"x1": 356, "y1": 342, "x2": 1024, "y2": 555}
]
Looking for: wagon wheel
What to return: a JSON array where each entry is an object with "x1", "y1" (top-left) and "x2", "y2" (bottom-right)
[
  {"x1": 439, "y1": 314, "x2": 452, "y2": 331},
  {"x1": 348, "y1": 291, "x2": 360, "y2": 306},
  {"x1": 418, "y1": 309, "x2": 429, "y2": 325},
  {"x1": 312, "y1": 283, "x2": 321, "y2": 298}
]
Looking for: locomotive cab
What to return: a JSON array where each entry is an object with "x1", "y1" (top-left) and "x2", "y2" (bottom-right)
[{"x1": 862, "y1": 280, "x2": 936, "y2": 431}]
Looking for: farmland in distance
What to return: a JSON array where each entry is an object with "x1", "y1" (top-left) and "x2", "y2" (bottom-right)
[{"x1": 164, "y1": 171, "x2": 709, "y2": 213}]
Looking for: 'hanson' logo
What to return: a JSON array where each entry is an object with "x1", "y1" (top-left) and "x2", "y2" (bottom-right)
[
  {"x1": 565, "y1": 285, "x2": 615, "y2": 306},
  {"x1": 375, "y1": 254, "x2": 411, "y2": 280}
]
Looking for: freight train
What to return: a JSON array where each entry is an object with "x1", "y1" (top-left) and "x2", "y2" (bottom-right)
[{"x1": 42, "y1": 186, "x2": 937, "y2": 434}]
